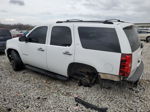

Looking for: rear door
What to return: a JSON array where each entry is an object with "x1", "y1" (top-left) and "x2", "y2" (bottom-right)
[
  {"x1": 123, "y1": 26, "x2": 142, "y2": 75},
  {"x1": 47, "y1": 25, "x2": 74, "y2": 77}
]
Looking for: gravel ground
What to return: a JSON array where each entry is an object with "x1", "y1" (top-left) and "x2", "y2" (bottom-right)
[{"x1": 0, "y1": 42, "x2": 150, "y2": 112}]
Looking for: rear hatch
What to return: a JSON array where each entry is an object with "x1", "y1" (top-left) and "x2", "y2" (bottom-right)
[{"x1": 123, "y1": 26, "x2": 142, "y2": 76}]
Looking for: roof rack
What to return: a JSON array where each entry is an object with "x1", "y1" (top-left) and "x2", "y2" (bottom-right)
[
  {"x1": 104, "y1": 19, "x2": 125, "y2": 23},
  {"x1": 56, "y1": 19, "x2": 82, "y2": 23},
  {"x1": 56, "y1": 19, "x2": 114, "y2": 24}
]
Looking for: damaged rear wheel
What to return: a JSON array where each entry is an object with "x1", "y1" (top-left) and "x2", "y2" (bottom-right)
[{"x1": 69, "y1": 65, "x2": 98, "y2": 87}]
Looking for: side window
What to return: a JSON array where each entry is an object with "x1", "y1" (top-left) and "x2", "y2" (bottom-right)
[
  {"x1": 50, "y1": 26, "x2": 72, "y2": 47},
  {"x1": 27, "y1": 26, "x2": 48, "y2": 44},
  {"x1": 78, "y1": 27, "x2": 121, "y2": 53}
]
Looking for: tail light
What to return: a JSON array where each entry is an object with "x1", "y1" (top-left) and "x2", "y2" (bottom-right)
[{"x1": 119, "y1": 54, "x2": 132, "y2": 77}]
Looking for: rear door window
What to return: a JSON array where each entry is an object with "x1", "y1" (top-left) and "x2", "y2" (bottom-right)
[
  {"x1": 123, "y1": 26, "x2": 140, "y2": 52},
  {"x1": 50, "y1": 26, "x2": 72, "y2": 47},
  {"x1": 78, "y1": 27, "x2": 121, "y2": 53}
]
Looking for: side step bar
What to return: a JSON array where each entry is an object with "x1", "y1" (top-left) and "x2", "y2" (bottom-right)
[{"x1": 25, "y1": 65, "x2": 68, "y2": 81}]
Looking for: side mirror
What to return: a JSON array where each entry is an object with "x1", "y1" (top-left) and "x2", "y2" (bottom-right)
[{"x1": 19, "y1": 36, "x2": 29, "y2": 42}]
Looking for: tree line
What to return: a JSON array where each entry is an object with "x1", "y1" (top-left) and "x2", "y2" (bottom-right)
[{"x1": 0, "y1": 23, "x2": 34, "y2": 30}]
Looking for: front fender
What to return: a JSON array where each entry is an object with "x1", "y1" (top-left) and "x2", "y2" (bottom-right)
[{"x1": 6, "y1": 38, "x2": 22, "y2": 59}]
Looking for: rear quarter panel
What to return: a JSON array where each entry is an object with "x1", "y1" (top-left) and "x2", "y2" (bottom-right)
[{"x1": 74, "y1": 24, "x2": 121, "y2": 75}]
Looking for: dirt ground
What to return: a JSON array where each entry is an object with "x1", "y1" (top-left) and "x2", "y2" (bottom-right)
[{"x1": 0, "y1": 42, "x2": 150, "y2": 112}]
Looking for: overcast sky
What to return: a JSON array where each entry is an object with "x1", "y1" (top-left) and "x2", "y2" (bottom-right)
[{"x1": 0, "y1": 0, "x2": 149, "y2": 25}]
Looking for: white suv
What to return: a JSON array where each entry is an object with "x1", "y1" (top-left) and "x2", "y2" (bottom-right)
[{"x1": 6, "y1": 20, "x2": 144, "y2": 86}]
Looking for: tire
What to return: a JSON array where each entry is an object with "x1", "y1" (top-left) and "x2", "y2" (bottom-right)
[
  {"x1": 71, "y1": 65, "x2": 98, "y2": 87},
  {"x1": 146, "y1": 36, "x2": 150, "y2": 43},
  {"x1": 10, "y1": 50, "x2": 24, "y2": 71}
]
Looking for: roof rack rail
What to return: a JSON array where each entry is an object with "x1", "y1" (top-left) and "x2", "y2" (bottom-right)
[
  {"x1": 66, "y1": 19, "x2": 83, "y2": 22},
  {"x1": 104, "y1": 19, "x2": 125, "y2": 23},
  {"x1": 56, "y1": 19, "x2": 113, "y2": 24},
  {"x1": 56, "y1": 19, "x2": 83, "y2": 23}
]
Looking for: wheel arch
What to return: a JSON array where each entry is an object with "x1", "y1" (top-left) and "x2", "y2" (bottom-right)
[
  {"x1": 67, "y1": 62, "x2": 98, "y2": 77},
  {"x1": 7, "y1": 48, "x2": 21, "y2": 61}
]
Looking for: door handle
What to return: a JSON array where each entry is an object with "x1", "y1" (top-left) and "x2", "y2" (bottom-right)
[
  {"x1": 63, "y1": 51, "x2": 72, "y2": 56},
  {"x1": 38, "y1": 48, "x2": 45, "y2": 52}
]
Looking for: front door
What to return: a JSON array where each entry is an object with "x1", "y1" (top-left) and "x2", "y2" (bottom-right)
[{"x1": 20, "y1": 26, "x2": 48, "y2": 69}]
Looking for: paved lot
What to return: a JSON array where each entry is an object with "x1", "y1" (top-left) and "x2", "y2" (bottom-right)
[{"x1": 0, "y1": 42, "x2": 150, "y2": 112}]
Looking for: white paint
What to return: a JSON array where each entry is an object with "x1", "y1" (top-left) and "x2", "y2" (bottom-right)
[{"x1": 6, "y1": 21, "x2": 143, "y2": 79}]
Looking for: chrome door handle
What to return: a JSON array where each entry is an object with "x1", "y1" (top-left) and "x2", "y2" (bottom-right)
[
  {"x1": 63, "y1": 51, "x2": 72, "y2": 56},
  {"x1": 38, "y1": 48, "x2": 45, "y2": 52}
]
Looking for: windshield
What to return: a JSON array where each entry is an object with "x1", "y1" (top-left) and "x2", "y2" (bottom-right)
[
  {"x1": 0, "y1": 29, "x2": 11, "y2": 37},
  {"x1": 123, "y1": 26, "x2": 140, "y2": 52}
]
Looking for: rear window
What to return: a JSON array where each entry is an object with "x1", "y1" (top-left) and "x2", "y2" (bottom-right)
[
  {"x1": 0, "y1": 29, "x2": 11, "y2": 37},
  {"x1": 124, "y1": 26, "x2": 140, "y2": 52},
  {"x1": 78, "y1": 27, "x2": 121, "y2": 53}
]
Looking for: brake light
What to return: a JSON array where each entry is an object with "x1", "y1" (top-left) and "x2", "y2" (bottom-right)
[{"x1": 119, "y1": 54, "x2": 132, "y2": 77}]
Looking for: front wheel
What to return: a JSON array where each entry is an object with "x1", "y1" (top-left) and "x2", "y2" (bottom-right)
[{"x1": 10, "y1": 50, "x2": 24, "y2": 71}]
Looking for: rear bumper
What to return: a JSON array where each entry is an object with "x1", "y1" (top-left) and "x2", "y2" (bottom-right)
[{"x1": 126, "y1": 61, "x2": 144, "y2": 83}]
